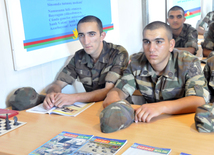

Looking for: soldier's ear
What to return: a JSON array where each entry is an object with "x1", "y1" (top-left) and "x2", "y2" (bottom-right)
[
  {"x1": 100, "y1": 32, "x2": 106, "y2": 41},
  {"x1": 169, "y1": 39, "x2": 175, "y2": 52}
]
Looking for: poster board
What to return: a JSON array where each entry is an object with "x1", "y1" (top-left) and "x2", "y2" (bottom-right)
[
  {"x1": 167, "y1": 0, "x2": 201, "y2": 28},
  {"x1": 5, "y1": 0, "x2": 113, "y2": 71}
]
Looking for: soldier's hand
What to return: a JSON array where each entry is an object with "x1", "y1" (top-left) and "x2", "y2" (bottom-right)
[
  {"x1": 43, "y1": 92, "x2": 56, "y2": 110},
  {"x1": 134, "y1": 103, "x2": 163, "y2": 123},
  {"x1": 53, "y1": 93, "x2": 77, "y2": 108}
]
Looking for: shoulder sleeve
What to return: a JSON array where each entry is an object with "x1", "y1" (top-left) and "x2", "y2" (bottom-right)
[
  {"x1": 185, "y1": 26, "x2": 198, "y2": 52},
  {"x1": 195, "y1": 103, "x2": 214, "y2": 132},
  {"x1": 115, "y1": 62, "x2": 137, "y2": 96},
  {"x1": 199, "y1": 12, "x2": 212, "y2": 29},
  {"x1": 105, "y1": 45, "x2": 129, "y2": 84},
  {"x1": 202, "y1": 23, "x2": 214, "y2": 50},
  {"x1": 185, "y1": 57, "x2": 210, "y2": 103},
  {"x1": 114, "y1": 53, "x2": 144, "y2": 96}
]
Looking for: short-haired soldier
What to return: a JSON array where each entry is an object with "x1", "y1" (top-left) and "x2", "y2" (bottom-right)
[
  {"x1": 103, "y1": 21, "x2": 209, "y2": 123},
  {"x1": 43, "y1": 15, "x2": 129, "y2": 110}
]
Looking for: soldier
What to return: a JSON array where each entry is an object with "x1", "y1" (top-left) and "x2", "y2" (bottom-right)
[
  {"x1": 103, "y1": 21, "x2": 210, "y2": 123},
  {"x1": 201, "y1": 22, "x2": 214, "y2": 57},
  {"x1": 195, "y1": 54, "x2": 214, "y2": 132},
  {"x1": 167, "y1": 6, "x2": 198, "y2": 55},
  {"x1": 203, "y1": 55, "x2": 214, "y2": 102},
  {"x1": 43, "y1": 15, "x2": 129, "y2": 110},
  {"x1": 197, "y1": 11, "x2": 214, "y2": 37}
]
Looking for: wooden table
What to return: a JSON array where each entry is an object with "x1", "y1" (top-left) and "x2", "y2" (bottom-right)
[{"x1": 0, "y1": 102, "x2": 214, "y2": 155}]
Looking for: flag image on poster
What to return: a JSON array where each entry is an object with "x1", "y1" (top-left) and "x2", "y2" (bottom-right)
[
  {"x1": 20, "y1": 0, "x2": 113, "y2": 52},
  {"x1": 5, "y1": 0, "x2": 113, "y2": 70},
  {"x1": 171, "y1": 0, "x2": 201, "y2": 19}
]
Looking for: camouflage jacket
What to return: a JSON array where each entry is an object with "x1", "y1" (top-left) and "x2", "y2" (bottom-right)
[
  {"x1": 115, "y1": 49, "x2": 210, "y2": 103},
  {"x1": 57, "y1": 41, "x2": 129, "y2": 92},
  {"x1": 173, "y1": 23, "x2": 198, "y2": 54},
  {"x1": 203, "y1": 55, "x2": 214, "y2": 102},
  {"x1": 195, "y1": 103, "x2": 214, "y2": 132},
  {"x1": 199, "y1": 11, "x2": 214, "y2": 30},
  {"x1": 201, "y1": 22, "x2": 214, "y2": 50}
]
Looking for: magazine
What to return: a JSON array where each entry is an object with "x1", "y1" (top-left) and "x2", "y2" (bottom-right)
[
  {"x1": 29, "y1": 131, "x2": 93, "y2": 155},
  {"x1": 26, "y1": 102, "x2": 95, "y2": 117},
  {"x1": 74, "y1": 136, "x2": 127, "y2": 155},
  {"x1": 122, "y1": 143, "x2": 171, "y2": 155}
]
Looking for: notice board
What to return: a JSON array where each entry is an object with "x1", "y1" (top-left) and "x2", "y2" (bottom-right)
[{"x1": 5, "y1": 0, "x2": 113, "y2": 70}]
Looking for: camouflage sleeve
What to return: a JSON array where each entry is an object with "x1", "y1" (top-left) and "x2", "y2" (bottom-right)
[
  {"x1": 203, "y1": 60, "x2": 212, "y2": 82},
  {"x1": 115, "y1": 62, "x2": 137, "y2": 96},
  {"x1": 199, "y1": 12, "x2": 212, "y2": 29},
  {"x1": 185, "y1": 27, "x2": 198, "y2": 52},
  {"x1": 201, "y1": 23, "x2": 214, "y2": 50},
  {"x1": 203, "y1": 56, "x2": 214, "y2": 98},
  {"x1": 194, "y1": 103, "x2": 214, "y2": 132},
  {"x1": 185, "y1": 58, "x2": 210, "y2": 103},
  {"x1": 56, "y1": 56, "x2": 76, "y2": 85},
  {"x1": 105, "y1": 46, "x2": 129, "y2": 84}
]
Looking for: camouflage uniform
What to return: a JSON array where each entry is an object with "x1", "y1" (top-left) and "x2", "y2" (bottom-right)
[
  {"x1": 201, "y1": 22, "x2": 214, "y2": 51},
  {"x1": 115, "y1": 49, "x2": 210, "y2": 104},
  {"x1": 203, "y1": 55, "x2": 214, "y2": 102},
  {"x1": 173, "y1": 23, "x2": 198, "y2": 55},
  {"x1": 57, "y1": 41, "x2": 129, "y2": 92},
  {"x1": 199, "y1": 11, "x2": 214, "y2": 31},
  {"x1": 195, "y1": 103, "x2": 214, "y2": 132},
  {"x1": 195, "y1": 46, "x2": 214, "y2": 133}
]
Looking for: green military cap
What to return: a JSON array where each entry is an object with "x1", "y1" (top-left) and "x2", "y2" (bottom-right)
[
  {"x1": 100, "y1": 100, "x2": 134, "y2": 133},
  {"x1": 194, "y1": 103, "x2": 214, "y2": 132},
  {"x1": 8, "y1": 87, "x2": 45, "y2": 111}
]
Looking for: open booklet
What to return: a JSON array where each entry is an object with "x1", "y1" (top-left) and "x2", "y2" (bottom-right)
[
  {"x1": 26, "y1": 102, "x2": 95, "y2": 117},
  {"x1": 122, "y1": 143, "x2": 171, "y2": 155},
  {"x1": 29, "y1": 131, "x2": 127, "y2": 155}
]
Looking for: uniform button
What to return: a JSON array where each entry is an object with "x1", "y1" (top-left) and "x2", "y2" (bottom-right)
[
  {"x1": 143, "y1": 71, "x2": 148, "y2": 75},
  {"x1": 168, "y1": 72, "x2": 173, "y2": 77},
  {"x1": 190, "y1": 67, "x2": 197, "y2": 73},
  {"x1": 195, "y1": 85, "x2": 199, "y2": 89}
]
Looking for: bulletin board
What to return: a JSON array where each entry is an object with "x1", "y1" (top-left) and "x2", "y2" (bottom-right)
[
  {"x1": 5, "y1": 0, "x2": 113, "y2": 71},
  {"x1": 167, "y1": 0, "x2": 201, "y2": 27}
]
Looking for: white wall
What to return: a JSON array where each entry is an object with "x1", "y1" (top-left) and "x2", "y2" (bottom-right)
[
  {"x1": 0, "y1": 0, "x2": 143, "y2": 108},
  {"x1": 148, "y1": 0, "x2": 166, "y2": 23}
]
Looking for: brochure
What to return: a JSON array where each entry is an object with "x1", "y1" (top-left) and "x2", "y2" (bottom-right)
[
  {"x1": 29, "y1": 131, "x2": 93, "y2": 155},
  {"x1": 122, "y1": 143, "x2": 171, "y2": 155},
  {"x1": 26, "y1": 102, "x2": 95, "y2": 117},
  {"x1": 29, "y1": 132, "x2": 127, "y2": 155},
  {"x1": 74, "y1": 136, "x2": 127, "y2": 155}
]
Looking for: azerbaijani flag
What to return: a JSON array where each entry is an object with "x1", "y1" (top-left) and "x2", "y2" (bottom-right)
[
  {"x1": 184, "y1": 7, "x2": 201, "y2": 19},
  {"x1": 23, "y1": 24, "x2": 114, "y2": 51}
]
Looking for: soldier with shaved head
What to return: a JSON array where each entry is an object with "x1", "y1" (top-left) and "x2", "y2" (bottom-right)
[
  {"x1": 103, "y1": 21, "x2": 210, "y2": 123},
  {"x1": 43, "y1": 15, "x2": 128, "y2": 110}
]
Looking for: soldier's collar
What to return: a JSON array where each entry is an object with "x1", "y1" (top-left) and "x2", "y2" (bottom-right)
[
  {"x1": 178, "y1": 23, "x2": 190, "y2": 38},
  {"x1": 81, "y1": 41, "x2": 108, "y2": 66},
  {"x1": 81, "y1": 53, "x2": 93, "y2": 68},
  {"x1": 140, "y1": 54, "x2": 175, "y2": 79},
  {"x1": 162, "y1": 53, "x2": 176, "y2": 79},
  {"x1": 98, "y1": 41, "x2": 109, "y2": 64}
]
